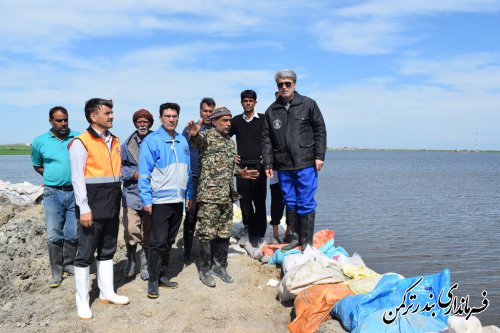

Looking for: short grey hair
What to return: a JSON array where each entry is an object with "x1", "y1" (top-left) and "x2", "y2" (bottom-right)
[{"x1": 275, "y1": 69, "x2": 297, "y2": 83}]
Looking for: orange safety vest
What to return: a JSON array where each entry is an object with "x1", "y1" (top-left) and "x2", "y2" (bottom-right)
[
  {"x1": 73, "y1": 127, "x2": 122, "y2": 220},
  {"x1": 76, "y1": 128, "x2": 122, "y2": 184}
]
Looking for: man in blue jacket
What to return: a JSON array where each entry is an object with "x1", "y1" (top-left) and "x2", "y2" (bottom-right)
[
  {"x1": 121, "y1": 109, "x2": 154, "y2": 280},
  {"x1": 262, "y1": 69, "x2": 327, "y2": 250},
  {"x1": 139, "y1": 102, "x2": 192, "y2": 299}
]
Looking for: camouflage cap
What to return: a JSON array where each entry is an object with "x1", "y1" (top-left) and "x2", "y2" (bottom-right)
[{"x1": 210, "y1": 106, "x2": 232, "y2": 120}]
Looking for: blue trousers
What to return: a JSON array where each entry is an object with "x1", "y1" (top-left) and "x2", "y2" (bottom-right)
[
  {"x1": 43, "y1": 186, "x2": 78, "y2": 244},
  {"x1": 278, "y1": 166, "x2": 318, "y2": 215}
]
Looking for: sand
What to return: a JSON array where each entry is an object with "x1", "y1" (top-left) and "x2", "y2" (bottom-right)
[{"x1": 0, "y1": 203, "x2": 346, "y2": 333}]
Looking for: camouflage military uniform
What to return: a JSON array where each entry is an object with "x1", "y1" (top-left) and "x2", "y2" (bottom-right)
[{"x1": 189, "y1": 128, "x2": 241, "y2": 241}]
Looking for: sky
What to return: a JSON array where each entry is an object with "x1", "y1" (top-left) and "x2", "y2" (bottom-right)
[{"x1": 1, "y1": 0, "x2": 499, "y2": 150}]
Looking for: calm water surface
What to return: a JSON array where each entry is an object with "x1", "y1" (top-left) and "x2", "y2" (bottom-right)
[
  {"x1": 316, "y1": 151, "x2": 500, "y2": 325},
  {"x1": 1, "y1": 152, "x2": 499, "y2": 324}
]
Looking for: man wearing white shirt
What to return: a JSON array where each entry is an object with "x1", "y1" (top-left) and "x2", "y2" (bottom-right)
[{"x1": 69, "y1": 98, "x2": 129, "y2": 320}]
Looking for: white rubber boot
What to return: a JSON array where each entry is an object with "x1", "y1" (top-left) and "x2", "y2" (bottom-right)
[
  {"x1": 97, "y1": 259, "x2": 130, "y2": 305},
  {"x1": 74, "y1": 266, "x2": 92, "y2": 320}
]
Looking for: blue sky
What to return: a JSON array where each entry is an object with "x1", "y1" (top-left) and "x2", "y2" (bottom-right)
[{"x1": 1, "y1": 0, "x2": 499, "y2": 150}]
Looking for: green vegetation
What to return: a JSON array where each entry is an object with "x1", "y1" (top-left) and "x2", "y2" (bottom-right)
[{"x1": 0, "y1": 144, "x2": 31, "y2": 155}]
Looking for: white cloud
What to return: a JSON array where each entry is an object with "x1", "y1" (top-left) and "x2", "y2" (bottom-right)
[
  {"x1": 1, "y1": 0, "x2": 499, "y2": 150},
  {"x1": 311, "y1": 71, "x2": 500, "y2": 149},
  {"x1": 398, "y1": 53, "x2": 500, "y2": 92},
  {"x1": 310, "y1": 0, "x2": 500, "y2": 55},
  {"x1": 311, "y1": 17, "x2": 409, "y2": 55},
  {"x1": 0, "y1": 0, "x2": 306, "y2": 56}
]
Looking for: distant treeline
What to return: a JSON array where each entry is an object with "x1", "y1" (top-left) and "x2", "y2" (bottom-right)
[{"x1": 0, "y1": 144, "x2": 31, "y2": 155}]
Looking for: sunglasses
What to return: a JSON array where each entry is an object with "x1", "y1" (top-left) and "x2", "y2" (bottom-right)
[{"x1": 277, "y1": 81, "x2": 293, "y2": 88}]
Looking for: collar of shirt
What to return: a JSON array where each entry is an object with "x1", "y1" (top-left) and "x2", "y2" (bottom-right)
[
  {"x1": 47, "y1": 129, "x2": 75, "y2": 141},
  {"x1": 92, "y1": 127, "x2": 111, "y2": 144},
  {"x1": 242, "y1": 112, "x2": 259, "y2": 122}
]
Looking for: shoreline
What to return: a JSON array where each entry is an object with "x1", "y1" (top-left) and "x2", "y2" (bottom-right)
[{"x1": 1, "y1": 143, "x2": 500, "y2": 156}]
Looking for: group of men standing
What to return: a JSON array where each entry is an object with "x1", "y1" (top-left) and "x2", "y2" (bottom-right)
[{"x1": 31, "y1": 69, "x2": 327, "y2": 319}]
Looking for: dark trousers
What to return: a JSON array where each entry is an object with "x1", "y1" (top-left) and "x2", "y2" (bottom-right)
[
  {"x1": 270, "y1": 183, "x2": 285, "y2": 226},
  {"x1": 75, "y1": 217, "x2": 119, "y2": 267},
  {"x1": 236, "y1": 165, "x2": 267, "y2": 238},
  {"x1": 149, "y1": 203, "x2": 183, "y2": 255},
  {"x1": 183, "y1": 177, "x2": 199, "y2": 243}
]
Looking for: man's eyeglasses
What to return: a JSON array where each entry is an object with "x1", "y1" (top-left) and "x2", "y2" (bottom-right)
[{"x1": 277, "y1": 81, "x2": 293, "y2": 88}]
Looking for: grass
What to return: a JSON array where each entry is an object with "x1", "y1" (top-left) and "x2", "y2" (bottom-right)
[{"x1": 0, "y1": 144, "x2": 31, "y2": 155}]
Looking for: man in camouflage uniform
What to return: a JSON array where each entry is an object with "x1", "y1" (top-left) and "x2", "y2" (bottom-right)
[{"x1": 186, "y1": 106, "x2": 259, "y2": 287}]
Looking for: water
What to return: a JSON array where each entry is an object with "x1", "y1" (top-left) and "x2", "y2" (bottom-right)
[
  {"x1": 0, "y1": 155, "x2": 43, "y2": 185},
  {"x1": 1, "y1": 152, "x2": 499, "y2": 324},
  {"x1": 315, "y1": 151, "x2": 500, "y2": 325}
]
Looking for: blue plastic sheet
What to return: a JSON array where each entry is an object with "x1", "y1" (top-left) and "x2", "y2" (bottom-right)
[
  {"x1": 352, "y1": 311, "x2": 447, "y2": 333},
  {"x1": 319, "y1": 239, "x2": 349, "y2": 258},
  {"x1": 332, "y1": 269, "x2": 451, "y2": 332},
  {"x1": 268, "y1": 248, "x2": 301, "y2": 265}
]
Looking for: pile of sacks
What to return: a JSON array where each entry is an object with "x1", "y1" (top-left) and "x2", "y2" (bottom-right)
[
  {"x1": 0, "y1": 181, "x2": 43, "y2": 206},
  {"x1": 239, "y1": 227, "x2": 499, "y2": 333}
]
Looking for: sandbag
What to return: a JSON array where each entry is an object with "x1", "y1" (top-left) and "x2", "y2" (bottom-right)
[
  {"x1": 289, "y1": 284, "x2": 353, "y2": 333},
  {"x1": 346, "y1": 275, "x2": 383, "y2": 295},
  {"x1": 268, "y1": 248, "x2": 301, "y2": 265},
  {"x1": 352, "y1": 311, "x2": 447, "y2": 333},
  {"x1": 332, "y1": 269, "x2": 451, "y2": 332},
  {"x1": 342, "y1": 263, "x2": 378, "y2": 280},
  {"x1": 319, "y1": 239, "x2": 349, "y2": 258},
  {"x1": 261, "y1": 243, "x2": 288, "y2": 257},
  {"x1": 278, "y1": 256, "x2": 347, "y2": 302},
  {"x1": 312, "y1": 229, "x2": 335, "y2": 249},
  {"x1": 283, "y1": 246, "x2": 336, "y2": 275}
]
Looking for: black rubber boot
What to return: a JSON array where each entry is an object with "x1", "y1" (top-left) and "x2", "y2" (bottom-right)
[
  {"x1": 123, "y1": 244, "x2": 137, "y2": 277},
  {"x1": 159, "y1": 251, "x2": 178, "y2": 289},
  {"x1": 62, "y1": 241, "x2": 77, "y2": 275},
  {"x1": 140, "y1": 247, "x2": 149, "y2": 281},
  {"x1": 47, "y1": 242, "x2": 63, "y2": 288},
  {"x1": 198, "y1": 240, "x2": 216, "y2": 287},
  {"x1": 301, "y1": 212, "x2": 315, "y2": 248},
  {"x1": 210, "y1": 238, "x2": 234, "y2": 283},
  {"x1": 281, "y1": 209, "x2": 300, "y2": 251},
  {"x1": 147, "y1": 250, "x2": 161, "y2": 298}
]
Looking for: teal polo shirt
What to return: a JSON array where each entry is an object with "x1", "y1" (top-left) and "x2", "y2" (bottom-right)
[{"x1": 31, "y1": 129, "x2": 80, "y2": 186}]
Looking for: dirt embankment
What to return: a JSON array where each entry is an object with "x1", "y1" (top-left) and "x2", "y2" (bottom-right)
[{"x1": 0, "y1": 203, "x2": 345, "y2": 333}]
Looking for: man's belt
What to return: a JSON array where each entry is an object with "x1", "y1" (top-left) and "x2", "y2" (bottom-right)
[{"x1": 46, "y1": 185, "x2": 74, "y2": 191}]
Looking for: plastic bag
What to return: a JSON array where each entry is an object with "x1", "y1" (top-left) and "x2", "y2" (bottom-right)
[{"x1": 332, "y1": 269, "x2": 451, "y2": 332}]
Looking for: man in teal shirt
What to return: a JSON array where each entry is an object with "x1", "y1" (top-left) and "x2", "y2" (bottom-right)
[{"x1": 32, "y1": 106, "x2": 79, "y2": 288}]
